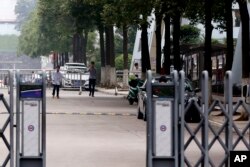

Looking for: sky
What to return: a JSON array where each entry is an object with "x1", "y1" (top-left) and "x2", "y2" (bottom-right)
[{"x1": 0, "y1": 0, "x2": 17, "y2": 21}]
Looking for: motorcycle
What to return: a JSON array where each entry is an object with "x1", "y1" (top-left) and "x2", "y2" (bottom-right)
[{"x1": 127, "y1": 78, "x2": 144, "y2": 105}]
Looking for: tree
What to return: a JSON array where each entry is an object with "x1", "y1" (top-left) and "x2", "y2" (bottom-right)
[
  {"x1": 204, "y1": 0, "x2": 213, "y2": 78},
  {"x1": 15, "y1": 0, "x2": 37, "y2": 30},
  {"x1": 225, "y1": 0, "x2": 234, "y2": 71},
  {"x1": 101, "y1": 0, "x2": 142, "y2": 85},
  {"x1": 236, "y1": 0, "x2": 250, "y2": 78},
  {"x1": 180, "y1": 25, "x2": 201, "y2": 44},
  {"x1": 69, "y1": 0, "x2": 96, "y2": 64},
  {"x1": 115, "y1": 54, "x2": 132, "y2": 70},
  {"x1": 184, "y1": 0, "x2": 228, "y2": 77},
  {"x1": 154, "y1": 0, "x2": 164, "y2": 74},
  {"x1": 18, "y1": 10, "x2": 41, "y2": 57},
  {"x1": 136, "y1": 0, "x2": 154, "y2": 79}
]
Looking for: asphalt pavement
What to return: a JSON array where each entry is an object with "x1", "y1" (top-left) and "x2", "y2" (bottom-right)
[
  {"x1": 42, "y1": 88, "x2": 145, "y2": 167},
  {"x1": 0, "y1": 87, "x2": 249, "y2": 166}
]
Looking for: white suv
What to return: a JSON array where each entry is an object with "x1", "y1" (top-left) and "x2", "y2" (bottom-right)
[{"x1": 61, "y1": 63, "x2": 89, "y2": 89}]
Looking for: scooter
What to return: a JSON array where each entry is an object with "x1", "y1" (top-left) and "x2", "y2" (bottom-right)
[{"x1": 127, "y1": 78, "x2": 143, "y2": 105}]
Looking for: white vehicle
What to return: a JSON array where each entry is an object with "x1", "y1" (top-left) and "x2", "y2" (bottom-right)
[{"x1": 61, "y1": 63, "x2": 89, "y2": 89}]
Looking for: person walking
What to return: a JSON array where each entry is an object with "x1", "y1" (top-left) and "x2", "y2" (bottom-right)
[
  {"x1": 88, "y1": 61, "x2": 97, "y2": 97},
  {"x1": 52, "y1": 65, "x2": 63, "y2": 99}
]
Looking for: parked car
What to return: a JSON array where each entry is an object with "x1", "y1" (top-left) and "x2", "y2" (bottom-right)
[
  {"x1": 61, "y1": 63, "x2": 89, "y2": 89},
  {"x1": 83, "y1": 80, "x2": 89, "y2": 90},
  {"x1": 137, "y1": 75, "x2": 201, "y2": 123}
]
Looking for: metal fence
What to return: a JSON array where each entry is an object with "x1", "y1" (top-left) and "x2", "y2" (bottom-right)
[
  {"x1": 1, "y1": 69, "x2": 250, "y2": 167},
  {"x1": 179, "y1": 71, "x2": 250, "y2": 167},
  {"x1": 0, "y1": 70, "x2": 14, "y2": 167}
]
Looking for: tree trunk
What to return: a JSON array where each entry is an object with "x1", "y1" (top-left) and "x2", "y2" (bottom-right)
[
  {"x1": 123, "y1": 25, "x2": 129, "y2": 87},
  {"x1": 52, "y1": 52, "x2": 59, "y2": 69},
  {"x1": 105, "y1": 25, "x2": 116, "y2": 87},
  {"x1": 173, "y1": 13, "x2": 181, "y2": 71},
  {"x1": 204, "y1": 0, "x2": 214, "y2": 106},
  {"x1": 225, "y1": 0, "x2": 234, "y2": 71},
  {"x1": 163, "y1": 15, "x2": 171, "y2": 75},
  {"x1": 65, "y1": 52, "x2": 69, "y2": 63},
  {"x1": 73, "y1": 33, "x2": 84, "y2": 63},
  {"x1": 155, "y1": 12, "x2": 163, "y2": 74},
  {"x1": 204, "y1": 0, "x2": 213, "y2": 77},
  {"x1": 60, "y1": 53, "x2": 64, "y2": 66},
  {"x1": 141, "y1": 21, "x2": 151, "y2": 79},
  {"x1": 83, "y1": 30, "x2": 88, "y2": 65},
  {"x1": 237, "y1": 0, "x2": 250, "y2": 78},
  {"x1": 99, "y1": 26, "x2": 106, "y2": 86}
]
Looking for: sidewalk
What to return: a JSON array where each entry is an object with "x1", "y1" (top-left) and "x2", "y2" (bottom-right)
[{"x1": 96, "y1": 87, "x2": 128, "y2": 97}]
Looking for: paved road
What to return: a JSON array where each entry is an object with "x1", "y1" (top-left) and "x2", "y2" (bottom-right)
[
  {"x1": 47, "y1": 90, "x2": 146, "y2": 167},
  {"x1": 1, "y1": 89, "x2": 249, "y2": 167}
]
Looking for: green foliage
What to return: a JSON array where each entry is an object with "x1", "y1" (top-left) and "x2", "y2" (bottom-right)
[
  {"x1": 114, "y1": 26, "x2": 137, "y2": 54},
  {"x1": 87, "y1": 31, "x2": 100, "y2": 62},
  {"x1": 115, "y1": 54, "x2": 132, "y2": 70},
  {"x1": 18, "y1": 10, "x2": 41, "y2": 57},
  {"x1": 68, "y1": 0, "x2": 96, "y2": 33},
  {"x1": 15, "y1": 0, "x2": 37, "y2": 30},
  {"x1": 18, "y1": 0, "x2": 73, "y2": 56},
  {"x1": 212, "y1": 39, "x2": 223, "y2": 44},
  {"x1": 180, "y1": 25, "x2": 201, "y2": 44},
  {"x1": 184, "y1": 0, "x2": 226, "y2": 31},
  {"x1": 0, "y1": 35, "x2": 19, "y2": 52}
]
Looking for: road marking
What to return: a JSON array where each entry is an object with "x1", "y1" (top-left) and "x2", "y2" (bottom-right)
[{"x1": 46, "y1": 112, "x2": 136, "y2": 116}]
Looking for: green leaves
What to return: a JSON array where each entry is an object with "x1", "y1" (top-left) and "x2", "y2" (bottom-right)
[{"x1": 180, "y1": 25, "x2": 201, "y2": 44}]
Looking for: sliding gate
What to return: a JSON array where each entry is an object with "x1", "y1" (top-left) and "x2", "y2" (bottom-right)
[
  {"x1": 147, "y1": 70, "x2": 250, "y2": 167},
  {"x1": 0, "y1": 70, "x2": 46, "y2": 167},
  {"x1": 0, "y1": 71, "x2": 14, "y2": 167},
  {"x1": 179, "y1": 71, "x2": 250, "y2": 166}
]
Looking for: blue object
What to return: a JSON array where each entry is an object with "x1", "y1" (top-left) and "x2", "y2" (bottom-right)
[{"x1": 20, "y1": 89, "x2": 42, "y2": 98}]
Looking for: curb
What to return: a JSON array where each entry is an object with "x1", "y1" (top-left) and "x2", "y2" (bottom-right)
[{"x1": 96, "y1": 88, "x2": 128, "y2": 96}]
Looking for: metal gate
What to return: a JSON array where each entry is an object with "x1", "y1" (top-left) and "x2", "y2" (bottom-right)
[
  {"x1": 146, "y1": 70, "x2": 250, "y2": 167},
  {"x1": 0, "y1": 71, "x2": 14, "y2": 167},
  {"x1": 179, "y1": 71, "x2": 250, "y2": 166}
]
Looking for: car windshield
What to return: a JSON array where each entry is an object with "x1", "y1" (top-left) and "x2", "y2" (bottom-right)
[{"x1": 65, "y1": 63, "x2": 87, "y2": 73}]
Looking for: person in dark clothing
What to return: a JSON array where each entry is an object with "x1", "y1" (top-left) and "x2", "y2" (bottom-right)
[
  {"x1": 52, "y1": 66, "x2": 63, "y2": 99},
  {"x1": 88, "y1": 61, "x2": 97, "y2": 97}
]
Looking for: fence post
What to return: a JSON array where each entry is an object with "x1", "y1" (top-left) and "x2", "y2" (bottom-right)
[
  {"x1": 225, "y1": 71, "x2": 233, "y2": 166},
  {"x1": 201, "y1": 71, "x2": 209, "y2": 166}
]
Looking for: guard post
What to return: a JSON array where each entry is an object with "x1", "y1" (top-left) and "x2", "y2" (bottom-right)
[
  {"x1": 146, "y1": 70, "x2": 178, "y2": 167},
  {"x1": 16, "y1": 70, "x2": 46, "y2": 167}
]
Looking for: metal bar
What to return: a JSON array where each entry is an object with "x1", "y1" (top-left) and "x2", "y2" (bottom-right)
[
  {"x1": 16, "y1": 70, "x2": 20, "y2": 167},
  {"x1": 172, "y1": 70, "x2": 179, "y2": 167},
  {"x1": 2, "y1": 153, "x2": 10, "y2": 167},
  {"x1": 225, "y1": 71, "x2": 233, "y2": 166},
  {"x1": 42, "y1": 71, "x2": 47, "y2": 167},
  {"x1": 201, "y1": 71, "x2": 209, "y2": 166},
  {"x1": 146, "y1": 70, "x2": 152, "y2": 167},
  {"x1": 79, "y1": 71, "x2": 82, "y2": 95},
  {"x1": 179, "y1": 70, "x2": 185, "y2": 167},
  {"x1": 9, "y1": 70, "x2": 14, "y2": 167}
]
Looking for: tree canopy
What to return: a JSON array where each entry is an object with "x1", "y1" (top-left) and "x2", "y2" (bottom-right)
[{"x1": 16, "y1": 0, "x2": 249, "y2": 78}]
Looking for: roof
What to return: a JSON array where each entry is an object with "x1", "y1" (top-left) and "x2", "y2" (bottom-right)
[{"x1": 180, "y1": 44, "x2": 227, "y2": 55}]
